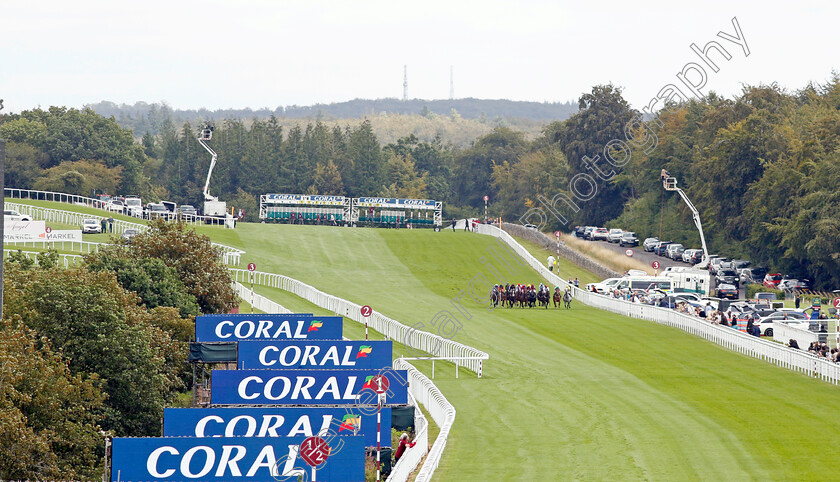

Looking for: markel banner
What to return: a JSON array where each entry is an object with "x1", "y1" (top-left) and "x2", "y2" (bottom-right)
[
  {"x1": 237, "y1": 340, "x2": 392, "y2": 370},
  {"x1": 211, "y1": 369, "x2": 409, "y2": 405},
  {"x1": 110, "y1": 436, "x2": 363, "y2": 482},
  {"x1": 163, "y1": 407, "x2": 390, "y2": 447},
  {"x1": 46, "y1": 229, "x2": 83, "y2": 242},
  {"x1": 3, "y1": 220, "x2": 46, "y2": 242},
  {"x1": 196, "y1": 314, "x2": 342, "y2": 342}
]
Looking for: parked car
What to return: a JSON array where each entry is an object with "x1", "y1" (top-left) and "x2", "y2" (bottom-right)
[
  {"x1": 716, "y1": 269, "x2": 740, "y2": 287},
  {"x1": 689, "y1": 251, "x2": 705, "y2": 265},
  {"x1": 654, "y1": 241, "x2": 672, "y2": 256},
  {"x1": 755, "y1": 311, "x2": 808, "y2": 337},
  {"x1": 121, "y1": 229, "x2": 139, "y2": 242},
  {"x1": 715, "y1": 284, "x2": 739, "y2": 299},
  {"x1": 144, "y1": 202, "x2": 168, "y2": 219},
  {"x1": 574, "y1": 226, "x2": 586, "y2": 237},
  {"x1": 674, "y1": 293, "x2": 703, "y2": 303},
  {"x1": 778, "y1": 279, "x2": 812, "y2": 291},
  {"x1": 763, "y1": 273, "x2": 783, "y2": 289},
  {"x1": 178, "y1": 204, "x2": 198, "y2": 217},
  {"x1": 583, "y1": 226, "x2": 597, "y2": 240},
  {"x1": 731, "y1": 260, "x2": 751, "y2": 271},
  {"x1": 665, "y1": 244, "x2": 684, "y2": 260},
  {"x1": 607, "y1": 228, "x2": 624, "y2": 243},
  {"x1": 106, "y1": 200, "x2": 125, "y2": 212},
  {"x1": 740, "y1": 267, "x2": 768, "y2": 285},
  {"x1": 681, "y1": 249, "x2": 698, "y2": 263},
  {"x1": 643, "y1": 237, "x2": 660, "y2": 251},
  {"x1": 709, "y1": 257, "x2": 729, "y2": 275},
  {"x1": 591, "y1": 227, "x2": 609, "y2": 241},
  {"x1": 619, "y1": 232, "x2": 639, "y2": 247},
  {"x1": 585, "y1": 278, "x2": 622, "y2": 294},
  {"x1": 4, "y1": 209, "x2": 32, "y2": 222},
  {"x1": 81, "y1": 218, "x2": 102, "y2": 234}
]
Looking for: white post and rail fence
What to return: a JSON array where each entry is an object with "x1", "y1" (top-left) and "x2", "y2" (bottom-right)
[{"x1": 475, "y1": 223, "x2": 840, "y2": 385}]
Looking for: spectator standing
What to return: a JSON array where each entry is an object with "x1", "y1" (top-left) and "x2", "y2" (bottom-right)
[
  {"x1": 107, "y1": 216, "x2": 114, "y2": 233},
  {"x1": 100, "y1": 218, "x2": 107, "y2": 233},
  {"x1": 795, "y1": 293, "x2": 801, "y2": 309},
  {"x1": 574, "y1": 278, "x2": 579, "y2": 288},
  {"x1": 452, "y1": 218, "x2": 456, "y2": 231},
  {"x1": 394, "y1": 433, "x2": 416, "y2": 463},
  {"x1": 464, "y1": 219, "x2": 469, "y2": 232}
]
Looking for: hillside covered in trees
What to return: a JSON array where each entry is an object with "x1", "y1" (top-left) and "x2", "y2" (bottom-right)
[
  {"x1": 3, "y1": 75, "x2": 840, "y2": 288},
  {"x1": 86, "y1": 98, "x2": 578, "y2": 139}
]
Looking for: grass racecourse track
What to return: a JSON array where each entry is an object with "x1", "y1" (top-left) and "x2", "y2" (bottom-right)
[
  {"x1": 9, "y1": 200, "x2": 840, "y2": 480},
  {"x1": 208, "y1": 223, "x2": 840, "y2": 481}
]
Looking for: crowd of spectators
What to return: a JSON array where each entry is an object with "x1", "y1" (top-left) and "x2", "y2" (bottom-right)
[
  {"x1": 593, "y1": 285, "x2": 840, "y2": 362},
  {"x1": 806, "y1": 342, "x2": 840, "y2": 362}
]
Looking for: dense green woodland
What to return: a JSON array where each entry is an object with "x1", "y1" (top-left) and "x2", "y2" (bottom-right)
[
  {"x1": 0, "y1": 222, "x2": 237, "y2": 479},
  {"x1": 2, "y1": 75, "x2": 840, "y2": 287}
]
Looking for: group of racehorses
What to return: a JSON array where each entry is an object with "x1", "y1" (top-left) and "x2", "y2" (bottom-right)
[{"x1": 491, "y1": 284, "x2": 572, "y2": 309}]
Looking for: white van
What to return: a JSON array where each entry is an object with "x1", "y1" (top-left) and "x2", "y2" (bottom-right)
[
  {"x1": 613, "y1": 277, "x2": 673, "y2": 293},
  {"x1": 662, "y1": 268, "x2": 711, "y2": 296},
  {"x1": 124, "y1": 197, "x2": 143, "y2": 218}
]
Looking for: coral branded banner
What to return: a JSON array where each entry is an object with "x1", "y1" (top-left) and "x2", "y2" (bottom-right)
[
  {"x1": 110, "y1": 436, "x2": 363, "y2": 481},
  {"x1": 163, "y1": 407, "x2": 390, "y2": 447},
  {"x1": 211, "y1": 369, "x2": 409, "y2": 405},
  {"x1": 195, "y1": 314, "x2": 342, "y2": 341},
  {"x1": 237, "y1": 340, "x2": 392, "y2": 370}
]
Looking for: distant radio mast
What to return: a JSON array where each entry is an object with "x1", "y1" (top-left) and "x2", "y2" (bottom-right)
[
  {"x1": 403, "y1": 65, "x2": 408, "y2": 101},
  {"x1": 449, "y1": 65, "x2": 454, "y2": 100}
]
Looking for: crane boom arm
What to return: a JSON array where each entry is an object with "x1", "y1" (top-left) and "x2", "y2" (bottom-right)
[
  {"x1": 663, "y1": 176, "x2": 710, "y2": 265},
  {"x1": 198, "y1": 138, "x2": 218, "y2": 202}
]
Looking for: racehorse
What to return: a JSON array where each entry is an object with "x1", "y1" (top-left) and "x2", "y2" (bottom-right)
[
  {"x1": 563, "y1": 289, "x2": 573, "y2": 309},
  {"x1": 553, "y1": 288, "x2": 562, "y2": 308},
  {"x1": 490, "y1": 287, "x2": 500, "y2": 307},
  {"x1": 526, "y1": 288, "x2": 537, "y2": 308},
  {"x1": 537, "y1": 288, "x2": 549, "y2": 308}
]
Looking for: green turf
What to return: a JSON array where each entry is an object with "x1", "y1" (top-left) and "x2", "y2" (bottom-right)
[
  {"x1": 10, "y1": 202, "x2": 840, "y2": 479},
  {"x1": 213, "y1": 223, "x2": 840, "y2": 480}
]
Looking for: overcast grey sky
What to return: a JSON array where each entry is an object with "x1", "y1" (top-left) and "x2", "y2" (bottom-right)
[{"x1": 1, "y1": 0, "x2": 837, "y2": 113}]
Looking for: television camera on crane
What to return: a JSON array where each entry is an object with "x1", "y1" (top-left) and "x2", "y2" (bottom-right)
[
  {"x1": 661, "y1": 170, "x2": 710, "y2": 268},
  {"x1": 197, "y1": 124, "x2": 235, "y2": 228}
]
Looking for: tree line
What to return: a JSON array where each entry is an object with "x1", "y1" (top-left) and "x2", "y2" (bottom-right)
[
  {"x1": 3, "y1": 75, "x2": 840, "y2": 288},
  {"x1": 0, "y1": 221, "x2": 237, "y2": 479}
]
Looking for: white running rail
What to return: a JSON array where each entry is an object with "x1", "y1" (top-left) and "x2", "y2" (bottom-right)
[
  {"x1": 474, "y1": 223, "x2": 840, "y2": 385},
  {"x1": 5, "y1": 202, "x2": 244, "y2": 266},
  {"x1": 392, "y1": 358, "x2": 455, "y2": 482},
  {"x1": 386, "y1": 384, "x2": 430, "y2": 482},
  {"x1": 229, "y1": 268, "x2": 489, "y2": 377},
  {"x1": 232, "y1": 281, "x2": 291, "y2": 314},
  {"x1": 5, "y1": 188, "x2": 232, "y2": 227},
  {"x1": 3, "y1": 249, "x2": 83, "y2": 268}
]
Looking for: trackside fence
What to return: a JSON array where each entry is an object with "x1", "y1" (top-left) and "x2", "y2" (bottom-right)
[
  {"x1": 232, "y1": 281, "x2": 291, "y2": 314},
  {"x1": 3, "y1": 249, "x2": 83, "y2": 268},
  {"x1": 474, "y1": 223, "x2": 840, "y2": 385},
  {"x1": 390, "y1": 358, "x2": 452, "y2": 482},
  {"x1": 5, "y1": 202, "x2": 244, "y2": 266},
  {"x1": 5, "y1": 187, "x2": 231, "y2": 227},
  {"x1": 229, "y1": 269, "x2": 489, "y2": 377}
]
